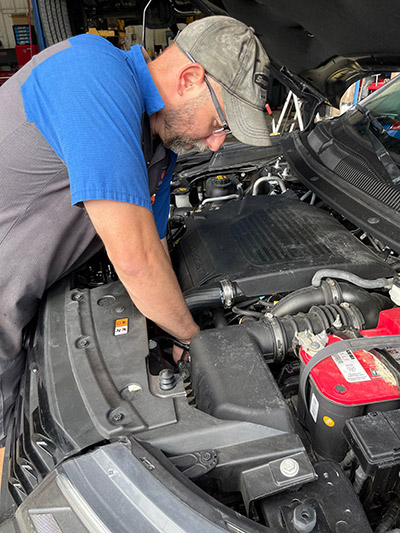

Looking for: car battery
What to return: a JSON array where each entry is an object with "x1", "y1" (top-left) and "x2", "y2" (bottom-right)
[{"x1": 298, "y1": 308, "x2": 400, "y2": 461}]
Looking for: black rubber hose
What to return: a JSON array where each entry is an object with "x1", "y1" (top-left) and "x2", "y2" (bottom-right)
[
  {"x1": 271, "y1": 284, "x2": 328, "y2": 316},
  {"x1": 243, "y1": 303, "x2": 369, "y2": 363},
  {"x1": 341, "y1": 287, "x2": 391, "y2": 328},
  {"x1": 232, "y1": 306, "x2": 264, "y2": 318},
  {"x1": 375, "y1": 497, "x2": 400, "y2": 533},
  {"x1": 272, "y1": 281, "x2": 392, "y2": 328},
  {"x1": 312, "y1": 269, "x2": 392, "y2": 289},
  {"x1": 184, "y1": 285, "x2": 223, "y2": 312},
  {"x1": 212, "y1": 308, "x2": 228, "y2": 328}
]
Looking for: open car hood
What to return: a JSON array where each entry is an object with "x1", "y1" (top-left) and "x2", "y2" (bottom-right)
[{"x1": 202, "y1": 0, "x2": 400, "y2": 109}]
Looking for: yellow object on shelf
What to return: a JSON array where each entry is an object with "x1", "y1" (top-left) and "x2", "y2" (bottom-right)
[{"x1": 87, "y1": 28, "x2": 116, "y2": 37}]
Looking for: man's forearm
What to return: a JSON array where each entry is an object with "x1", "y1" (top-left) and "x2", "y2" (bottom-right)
[
  {"x1": 83, "y1": 200, "x2": 199, "y2": 343},
  {"x1": 115, "y1": 240, "x2": 199, "y2": 342},
  {"x1": 160, "y1": 237, "x2": 172, "y2": 265}
]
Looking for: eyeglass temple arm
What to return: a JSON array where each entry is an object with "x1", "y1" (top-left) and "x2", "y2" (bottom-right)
[
  {"x1": 184, "y1": 51, "x2": 228, "y2": 129},
  {"x1": 203, "y1": 76, "x2": 228, "y2": 128}
]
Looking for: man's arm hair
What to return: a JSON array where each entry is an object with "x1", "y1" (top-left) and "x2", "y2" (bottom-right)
[{"x1": 84, "y1": 199, "x2": 199, "y2": 343}]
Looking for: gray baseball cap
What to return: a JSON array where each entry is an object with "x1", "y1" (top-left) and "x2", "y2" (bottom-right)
[{"x1": 175, "y1": 16, "x2": 272, "y2": 146}]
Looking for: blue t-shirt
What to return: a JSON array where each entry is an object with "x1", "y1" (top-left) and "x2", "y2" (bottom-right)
[{"x1": 21, "y1": 35, "x2": 175, "y2": 238}]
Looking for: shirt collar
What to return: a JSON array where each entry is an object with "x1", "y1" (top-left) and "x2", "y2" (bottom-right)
[{"x1": 128, "y1": 45, "x2": 164, "y2": 116}]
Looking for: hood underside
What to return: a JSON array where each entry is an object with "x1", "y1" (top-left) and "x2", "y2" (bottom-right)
[{"x1": 213, "y1": 0, "x2": 400, "y2": 106}]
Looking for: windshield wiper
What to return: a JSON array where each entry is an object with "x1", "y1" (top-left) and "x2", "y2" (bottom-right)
[{"x1": 356, "y1": 103, "x2": 400, "y2": 185}]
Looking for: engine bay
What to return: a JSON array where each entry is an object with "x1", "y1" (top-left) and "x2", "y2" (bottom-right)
[{"x1": 5, "y1": 140, "x2": 400, "y2": 532}]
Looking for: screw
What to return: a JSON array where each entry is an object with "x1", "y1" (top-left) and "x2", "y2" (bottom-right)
[
  {"x1": 335, "y1": 384, "x2": 346, "y2": 393},
  {"x1": 71, "y1": 292, "x2": 84, "y2": 301},
  {"x1": 202, "y1": 452, "x2": 211, "y2": 461},
  {"x1": 76, "y1": 337, "x2": 90, "y2": 348},
  {"x1": 108, "y1": 407, "x2": 127, "y2": 425}
]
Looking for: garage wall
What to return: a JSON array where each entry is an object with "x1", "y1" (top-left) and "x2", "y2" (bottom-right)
[{"x1": 0, "y1": 0, "x2": 32, "y2": 49}]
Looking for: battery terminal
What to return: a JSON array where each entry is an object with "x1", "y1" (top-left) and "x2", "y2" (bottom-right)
[{"x1": 296, "y1": 330, "x2": 329, "y2": 357}]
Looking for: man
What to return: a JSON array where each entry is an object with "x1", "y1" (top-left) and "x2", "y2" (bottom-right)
[{"x1": 0, "y1": 16, "x2": 271, "y2": 444}]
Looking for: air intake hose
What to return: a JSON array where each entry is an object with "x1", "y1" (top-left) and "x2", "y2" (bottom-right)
[
  {"x1": 244, "y1": 302, "x2": 368, "y2": 362},
  {"x1": 184, "y1": 279, "x2": 243, "y2": 313},
  {"x1": 271, "y1": 279, "x2": 391, "y2": 329}
]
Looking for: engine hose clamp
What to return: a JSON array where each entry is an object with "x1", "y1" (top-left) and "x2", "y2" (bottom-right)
[
  {"x1": 265, "y1": 313, "x2": 286, "y2": 362},
  {"x1": 219, "y1": 279, "x2": 234, "y2": 309},
  {"x1": 322, "y1": 278, "x2": 341, "y2": 305},
  {"x1": 340, "y1": 302, "x2": 364, "y2": 330}
]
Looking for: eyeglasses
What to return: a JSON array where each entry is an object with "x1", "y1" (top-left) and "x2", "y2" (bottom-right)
[{"x1": 184, "y1": 51, "x2": 231, "y2": 137}]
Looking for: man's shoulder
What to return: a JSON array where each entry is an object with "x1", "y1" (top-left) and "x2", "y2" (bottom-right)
[{"x1": 68, "y1": 33, "x2": 121, "y2": 54}]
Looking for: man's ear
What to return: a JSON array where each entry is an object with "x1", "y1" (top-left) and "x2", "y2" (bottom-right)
[{"x1": 176, "y1": 63, "x2": 205, "y2": 96}]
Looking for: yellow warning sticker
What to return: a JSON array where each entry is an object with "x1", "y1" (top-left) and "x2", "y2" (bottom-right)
[
  {"x1": 115, "y1": 318, "x2": 129, "y2": 336},
  {"x1": 323, "y1": 416, "x2": 335, "y2": 427}
]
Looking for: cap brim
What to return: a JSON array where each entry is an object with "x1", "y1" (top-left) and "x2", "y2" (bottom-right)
[{"x1": 222, "y1": 87, "x2": 272, "y2": 146}]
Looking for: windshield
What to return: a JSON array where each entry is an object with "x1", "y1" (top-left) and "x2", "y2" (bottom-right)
[{"x1": 360, "y1": 75, "x2": 400, "y2": 156}]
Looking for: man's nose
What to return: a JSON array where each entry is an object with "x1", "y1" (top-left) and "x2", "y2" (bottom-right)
[{"x1": 204, "y1": 133, "x2": 226, "y2": 152}]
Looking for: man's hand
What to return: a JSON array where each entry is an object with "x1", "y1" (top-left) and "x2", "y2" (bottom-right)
[{"x1": 84, "y1": 200, "x2": 199, "y2": 343}]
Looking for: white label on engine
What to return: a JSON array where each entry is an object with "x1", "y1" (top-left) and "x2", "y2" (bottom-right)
[
  {"x1": 332, "y1": 350, "x2": 371, "y2": 383},
  {"x1": 310, "y1": 393, "x2": 319, "y2": 423}
]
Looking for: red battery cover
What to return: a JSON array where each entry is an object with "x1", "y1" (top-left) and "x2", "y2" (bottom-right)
[{"x1": 299, "y1": 308, "x2": 400, "y2": 406}]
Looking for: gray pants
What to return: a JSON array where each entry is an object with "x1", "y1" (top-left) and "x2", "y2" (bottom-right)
[{"x1": 0, "y1": 42, "x2": 102, "y2": 443}]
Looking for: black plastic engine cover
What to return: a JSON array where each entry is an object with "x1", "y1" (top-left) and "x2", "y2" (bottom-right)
[{"x1": 174, "y1": 193, "x2": 394, "y2": 296}]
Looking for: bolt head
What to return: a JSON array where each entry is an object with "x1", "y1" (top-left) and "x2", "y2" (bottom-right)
[
  {"x1": 76, "y1": 337, "x2": 90, "y2": 348},
  {"x1": 149, "y1": 339, "x2": 157, "y2": 350},
  {"x1": 71, "y1": 292, "x2": 84, "y2": 301},
  {"x1": 280, "y1": 458, "x2": 300, "y2": 478}
]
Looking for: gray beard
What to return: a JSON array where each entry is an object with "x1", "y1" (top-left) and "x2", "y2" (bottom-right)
[
  {"x1": 160, "y1": 96, "x2": 211, "y2": 155},
  {"x1": 164, "y1": 137, "x2": 210, "y2": 155}
]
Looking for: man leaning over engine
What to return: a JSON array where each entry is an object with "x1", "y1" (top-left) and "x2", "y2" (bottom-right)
[{"x1": 0, "y1": 16, "x2": 271, "y2": 445}]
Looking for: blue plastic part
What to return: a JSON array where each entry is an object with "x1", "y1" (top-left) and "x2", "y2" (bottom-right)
[
  {"x1": 31, "y1": 0, "x2": 47, "y2": 50},
  {"x1": 352, "y1": 80, "x2": 361, "y2": 106}
]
